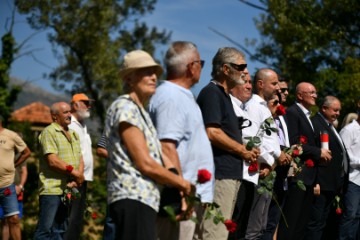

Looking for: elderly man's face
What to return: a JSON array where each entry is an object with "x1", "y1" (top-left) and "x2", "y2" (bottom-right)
[
  {"x1": 298, "y1": 84, "x2": 317, "y2": 108},
  {"x1": 322, "y1": 100, "x2": 341, "y2": 124},
  {"x1": 231, "y1": 75, "x2": 252, "y2": 103},
  {"x1": 55, "y1": 103, "x2": 72, "y2": 127}
]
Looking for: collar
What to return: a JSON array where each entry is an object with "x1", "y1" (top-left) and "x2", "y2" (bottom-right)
[{"x1": 296, "y1": 102, "x2": 311, "y2": 117}]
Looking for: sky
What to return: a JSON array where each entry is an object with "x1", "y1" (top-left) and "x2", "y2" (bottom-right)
[{"x1": 0, "y1": 0, "x2": 267, "y2": 97}]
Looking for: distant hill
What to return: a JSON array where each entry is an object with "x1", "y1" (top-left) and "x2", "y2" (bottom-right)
[{"x1": 9, "y1": 77, "x2": 68, "y2": 110}]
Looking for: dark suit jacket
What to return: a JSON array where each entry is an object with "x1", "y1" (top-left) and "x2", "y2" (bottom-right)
[
  {"x1": 284, "y1": 103, "x2": 321, "y2": 186},
  {"x1": 311, "y1": 112, "x2": 349, "y2": 192}
]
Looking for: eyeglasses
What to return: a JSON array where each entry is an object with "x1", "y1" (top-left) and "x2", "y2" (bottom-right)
[
  {"x1": 191, "y1": 60, "x2": 205, "y2": 68},
  {"x1": 301, "y1": 91, "x2": 317, "y2": 96},
  {"x1": 227, "y1": 63, "x2": 247, "y2": 71},
  {"x1": 280, "y1": 88, "x2": 288, "y2": 93}
]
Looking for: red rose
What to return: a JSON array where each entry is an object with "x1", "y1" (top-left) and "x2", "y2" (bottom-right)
[
  {"x1": 336, "y1": 207, "x2": 342, "y2": 215},
  {"x1": 275, "y1": 104, "x2": 286, "y2": 116},
  {"x1": 66, "y1": 193, "x2": 72, "y2": 199},
  {"x1": 300, "y1": 135, "x2": 308, "y2": 144},
  {"x1": 3, "y1": 188, "x2": 11, "y2": 196},
  {"x1": 292, "y1": 149, "x2": 300, "y2": 157},
  {"x1": 224, "y1": 219, "x2": 237, "y2": 233},
  {"x1": 197, "y1": 169, "x2": 212, "y2": 184},
  {"x1": 91, "y1": 212, "x2": 98, "y2": 219},
  {"x1": 248, "y1": 162, "x2": 258, "y2": 173},
  {"x1": 305, "y1": 159, "x2": 314, "y2": 168}
]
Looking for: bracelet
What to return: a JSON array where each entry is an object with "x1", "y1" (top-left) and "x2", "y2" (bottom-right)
[{"x1": 65, "y1": 165, "x2": 74, "y2": 173}]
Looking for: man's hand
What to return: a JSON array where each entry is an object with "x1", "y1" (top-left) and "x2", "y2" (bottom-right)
[
  {"x1": 277, "y1": 151, "x2": 292, "y2": 166},
  {"x1": 313, "y1": 184, "x2": 320, "y2": 196},
  {"x1": 320, "y1": 148, "x2": 332, "y2": 163},
  {"x1": 71, "y1": 169, "x2": 85, "y2": 186},
  {"x1": 242, "y1": 147, "x2": 261, "y2": 163},
  {"x1": 259, "y1": 163, "x2": 271, "y2": 178}
]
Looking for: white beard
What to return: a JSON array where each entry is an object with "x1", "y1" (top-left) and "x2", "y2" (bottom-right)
[
  {"x1": 77, "y1": 109, "x2": 90, "y2": 119},
  {"x1": 231, "y1": 73, "x2": 246, "y2": 85}
]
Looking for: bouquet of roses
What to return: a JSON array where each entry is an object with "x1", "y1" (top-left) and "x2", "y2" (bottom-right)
[
  {"x1": 164, "y1": 169, "x2": 238, "y2": 233},
  {"x1": 285, "y1": 135, "x2": 315, "y2": 190}
]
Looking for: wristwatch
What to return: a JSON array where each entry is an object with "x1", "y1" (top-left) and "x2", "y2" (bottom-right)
[{"x1": 19, "y1": 184, "x2": 24, "y2": 192}]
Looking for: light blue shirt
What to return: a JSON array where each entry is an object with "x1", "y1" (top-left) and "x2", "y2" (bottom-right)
[{"x1": 149, "y1": 80, "x2": 214, "y2": 203}]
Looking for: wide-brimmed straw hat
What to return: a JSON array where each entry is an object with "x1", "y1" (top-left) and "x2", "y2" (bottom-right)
[{"x1": 119, "y1": 50, "x2": 163, "y2": 79}]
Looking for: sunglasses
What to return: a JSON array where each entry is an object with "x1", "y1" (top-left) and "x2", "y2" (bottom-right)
[
  {"x1": 228, "y1": 63, "x2": 247, "y2": 71},
  {"x1": 191, "y1": 60, "x2": 205, "y2": 68},
  {"x1": 272, "y1": 100, "x2": 279, "y2": 106},
  {"x1": 280, "y1": 88, "x2": 288, "y2": 93}
]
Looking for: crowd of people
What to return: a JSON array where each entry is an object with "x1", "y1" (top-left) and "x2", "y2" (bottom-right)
[{"x1": 0, "y1": 41, "x2": 359, "y2": 240}]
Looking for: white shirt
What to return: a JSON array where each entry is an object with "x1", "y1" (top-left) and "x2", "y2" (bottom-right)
[
  {"x1": 69, "y1": 115, "x2": 94, "y2": 181},
  {"x1": 340, "y1": 120, "x2": 360, "y2": 186},
  {"x1": 296, "y1": 102, "x2": 314, "y2": 129},
  {"x1": 230, "y1": 94, "x2": 279, "y2": 184}
]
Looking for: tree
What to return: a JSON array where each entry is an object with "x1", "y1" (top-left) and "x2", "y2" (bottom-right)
[
  {"x1": 0, "y1": 6, "x2": 21, "y2": 124},
  {"x1": 243, "y1": 0, "x2": 360, "y2": 115},
  {"x1": 16, "y1": 0, "x2": 171, "y2": 125}
]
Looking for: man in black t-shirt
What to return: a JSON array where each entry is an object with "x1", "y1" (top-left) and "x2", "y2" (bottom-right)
[{"x1": 197, "y1": 47, "x2": 260, "y2": 240}]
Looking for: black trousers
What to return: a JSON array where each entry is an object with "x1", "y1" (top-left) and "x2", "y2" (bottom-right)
[
  {"x1": 110, "y1": 199, "x2": 157, "y2": 240},
  {"x1": 277, "y1": 182, "x2": 313, "y2": 240},
  {"x1": 64, "y1": 181, "x2": 87, "y2": 240},
  {"x1": 228, "y1": 180, "x2": 255, "y2": 240}
]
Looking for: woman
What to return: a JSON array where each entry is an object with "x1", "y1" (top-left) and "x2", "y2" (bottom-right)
[{"x1": 104, "y1": 50, "x2": 193, "y2": 239}]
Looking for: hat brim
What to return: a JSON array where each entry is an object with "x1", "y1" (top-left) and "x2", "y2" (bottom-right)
[{"x1": 119, "y1": 64, "x2": 163, "y2": 79}]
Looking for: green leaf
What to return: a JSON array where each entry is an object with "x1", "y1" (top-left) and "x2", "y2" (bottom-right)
[
  {"x1": 297, "y1": 180, "x2": 306, "y2": 191},
  {"x1": 163, "y1": 205, "x2": 177, "y2": 222}
]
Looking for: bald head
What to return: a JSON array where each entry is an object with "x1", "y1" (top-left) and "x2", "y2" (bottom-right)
[
  {"x1": 295, "y1": 82, "x2": 317, "y2": 109},
  {"x1": 50, "y1": 102, "x2": 72, "y2": 129},
  {"x1": 254, "y1": 68, "x2": 280, "y2": 101}
]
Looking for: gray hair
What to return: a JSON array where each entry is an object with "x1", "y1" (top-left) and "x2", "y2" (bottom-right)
[
  {"x1": 164, "y1": 41, "x2": 198, "y2": 76},
  {"x1": 211, "y1": 47, "x2": 245, "y2": 79},
  {"x1": 321, "y1": 95, "x2": 339, "y2": 108}
]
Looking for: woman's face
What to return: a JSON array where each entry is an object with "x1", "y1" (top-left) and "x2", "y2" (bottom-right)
[
  {"x1": 130, "y1": 67, "x2": 159, "y2": 98},
  {"x1": 268, "y1": 96, "x2": 280, "y2": 117}
]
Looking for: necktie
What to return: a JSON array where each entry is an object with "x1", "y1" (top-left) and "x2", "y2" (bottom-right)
[{"x1": 275, "y1": 118, "x2": 285, "y2": 146}]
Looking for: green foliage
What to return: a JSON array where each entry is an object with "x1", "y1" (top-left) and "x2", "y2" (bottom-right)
[
  {"x1": 16, "y1": 0, "x2": 171, "y2": 125},
  {"x1": 251, "y1": 0, "x2": 360, "y2": 117},
  {"x1": 0, "y1": 31, "x2": 21, "y2": 124}
]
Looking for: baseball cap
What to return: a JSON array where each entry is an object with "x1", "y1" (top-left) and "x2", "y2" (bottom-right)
[{"x1": 71, "y1": 93, "x2": 94, "y2": 103}]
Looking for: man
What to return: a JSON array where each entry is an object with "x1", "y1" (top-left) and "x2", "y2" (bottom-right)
[
  {"x1": 305, "y1": 96, "x2": 348, "y2": 239},
  {"x1": 338, "y1": 97, "x2": 360, "y2": 240},
  {"x1": 64, "y1": 93, "x2": 94, "y2": 240},
  {"x1": 197, "y1": 47, "x2": 260, "y2": 240},
  {"x1": 148, "y1": 41, "x2": 214, "y2": 240},
  {"x1": 277, "y1": 82, "x2": 332, "y2": 240},
  {"x1": 0, "y1": 132, "x2": 29, "y2": 240},
  {"x1": 278, "y1": 79, "x2": 289, "y2": 104},
  {"x1": 34, "y1": 102, "x2": 84, "y2": 239},
  {"x1": 237, "y1": 69, "x2": 289, "y2": 240},
  {"x1": 0, "y1": 115, "x2": 31, "y2": 240}
]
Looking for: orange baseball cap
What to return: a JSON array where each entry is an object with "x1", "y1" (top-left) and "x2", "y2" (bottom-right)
[{"x1": 71, "y1": 93, "x2": 94, "y2": 103}]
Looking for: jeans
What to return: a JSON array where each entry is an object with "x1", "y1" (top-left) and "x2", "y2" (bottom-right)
[
  {"x1": 103, "y1": 206, "x2": 116, "y2": 240},
  {"x1": 33, "y1": 195, "x2": 68, "y2": 240},
  {"x1": 338, "y1": 182, "x2": 360, "y2": 240}
]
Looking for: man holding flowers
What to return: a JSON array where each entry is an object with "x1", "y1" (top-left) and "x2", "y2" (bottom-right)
[
  {"x1": 277, "y1": 82, "x2": 332, "y2": 240},
  {"x1": 149, "y1": 41, "x2": 214, "y2": 240},
  {"x1": 34, "y1": 102, "x2": 85, "y2": 239},
  {"x1": 197, "y1": 47, "x2": 259, "y2": 240}
]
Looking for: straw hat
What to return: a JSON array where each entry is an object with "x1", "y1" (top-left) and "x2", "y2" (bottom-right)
[{"x1": 119, "y1": 50, "x2": 163, "y2": 79}]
